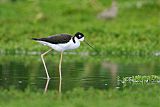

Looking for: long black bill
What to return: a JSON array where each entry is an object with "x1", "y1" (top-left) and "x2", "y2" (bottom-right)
[{"x1": 84, "y1": 40, "x2": 94, "y2": 49}]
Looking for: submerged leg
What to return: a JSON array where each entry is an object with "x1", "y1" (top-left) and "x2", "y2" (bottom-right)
[
  {"x1": 59, "y1": 51, "x2": 63, "y2": 80},
  {"x1": 59, "y1": 78, "x2": 62, "y2": 94},
  {"x1": 41, "y1": 49, "x2": 52, "y2": 79},
  {"x1": 44, "y1": 79, "x2": 50, "y2": 93}
]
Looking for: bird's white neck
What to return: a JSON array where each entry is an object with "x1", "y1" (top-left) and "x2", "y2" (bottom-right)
[{"x1": 72, "y1": 36, "x2": 80, "y2": 44}]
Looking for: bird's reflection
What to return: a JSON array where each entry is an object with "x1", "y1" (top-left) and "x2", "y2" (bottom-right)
[{"x1": 43, "y1": 78, "x2": 62, "y2": 94}]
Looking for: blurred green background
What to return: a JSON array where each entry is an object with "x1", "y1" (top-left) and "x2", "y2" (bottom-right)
[{"x1": 0, "y1": 0, "x2": 160, "y2": 54}]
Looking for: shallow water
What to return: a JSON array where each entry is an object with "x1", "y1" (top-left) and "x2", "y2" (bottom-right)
[{"x1": 0, "y1": 54, "x2": 160, "y2": 92}]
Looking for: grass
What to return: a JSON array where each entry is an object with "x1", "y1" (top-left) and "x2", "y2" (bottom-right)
[
  {"x1": 0, "y1": 0, "x2": 160, "y2": 55},
  {"x1": 0, "y1": 86, "x2": 160, "y2": 107}
]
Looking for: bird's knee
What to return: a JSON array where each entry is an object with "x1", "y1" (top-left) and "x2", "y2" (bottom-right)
[{"x1": 41, "y1": 54, "x2": 44, "y2": 58}]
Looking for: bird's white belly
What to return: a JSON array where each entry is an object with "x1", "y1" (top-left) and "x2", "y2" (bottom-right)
[
  {"x1": 67, "y1": 41, "x2": 80, "y2": 50},
  {"x1": 37, "y1": 40, "x2": 80, "y2": 52}
]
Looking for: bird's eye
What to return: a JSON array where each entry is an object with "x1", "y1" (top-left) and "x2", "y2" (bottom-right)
[{"x1": 78, "y1": 34, "x2": 81, "y2": 38}]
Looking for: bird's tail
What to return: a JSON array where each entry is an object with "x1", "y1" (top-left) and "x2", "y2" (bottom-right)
[{"x1": 32, "y1": 38, "x2": 39, "y2": 41}]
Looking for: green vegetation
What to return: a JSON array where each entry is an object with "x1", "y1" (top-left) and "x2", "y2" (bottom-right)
[
  {"x1": 0, "y1": 86, "x2": 160, "y2": 107},
  {"x1": 0, "y1": 0, "x2": 160, "y2": 55},
  {"x1": 118, "y1": 75, "x2": 160, "y2": 87}
]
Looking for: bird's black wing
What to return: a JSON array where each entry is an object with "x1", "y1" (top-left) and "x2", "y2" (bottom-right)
[{"x1": 32, "y1": 34, "x2": 72, "y2": 44}]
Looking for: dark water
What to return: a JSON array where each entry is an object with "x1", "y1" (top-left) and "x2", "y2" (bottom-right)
[{"x1": 0, "y1": 54, "x2": 160, "y2": 92}]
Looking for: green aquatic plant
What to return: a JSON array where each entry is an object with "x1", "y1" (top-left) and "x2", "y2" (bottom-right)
[{"x1": 118, "y1": 75, "x2": 160, "y2": 87}]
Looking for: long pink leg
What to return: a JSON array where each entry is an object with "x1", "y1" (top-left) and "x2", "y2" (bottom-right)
[{"x1": 41, "y1": 49, "x2": 52, "y2": 79}]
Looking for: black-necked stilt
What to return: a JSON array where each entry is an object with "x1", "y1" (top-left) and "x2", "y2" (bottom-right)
[{"x1": 32, "y1": 32, "x2": 93, "y2": 80}]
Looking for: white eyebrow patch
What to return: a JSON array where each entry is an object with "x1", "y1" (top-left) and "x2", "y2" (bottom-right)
[{"x1": 79, "y1": 37, "x2": 84, "y2": 41}]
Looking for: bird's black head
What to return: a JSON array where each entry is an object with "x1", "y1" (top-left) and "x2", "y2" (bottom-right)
[{"x1": 74, "y1": 32, "x2": 84, "y2": 41}]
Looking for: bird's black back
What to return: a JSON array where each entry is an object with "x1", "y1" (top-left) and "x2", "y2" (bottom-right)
[{"x1": 32, "y1": 34, "x2": 72, "y2": 44}]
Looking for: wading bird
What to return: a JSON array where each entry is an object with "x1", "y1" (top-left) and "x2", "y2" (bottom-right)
[{"x1": 32, "y1": 32, "x2": 93, "y2": 80}]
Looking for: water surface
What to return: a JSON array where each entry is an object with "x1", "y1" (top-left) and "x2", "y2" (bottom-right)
[{"x1": 0, "y1": 53, "x2": 160, "y2": 92}]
